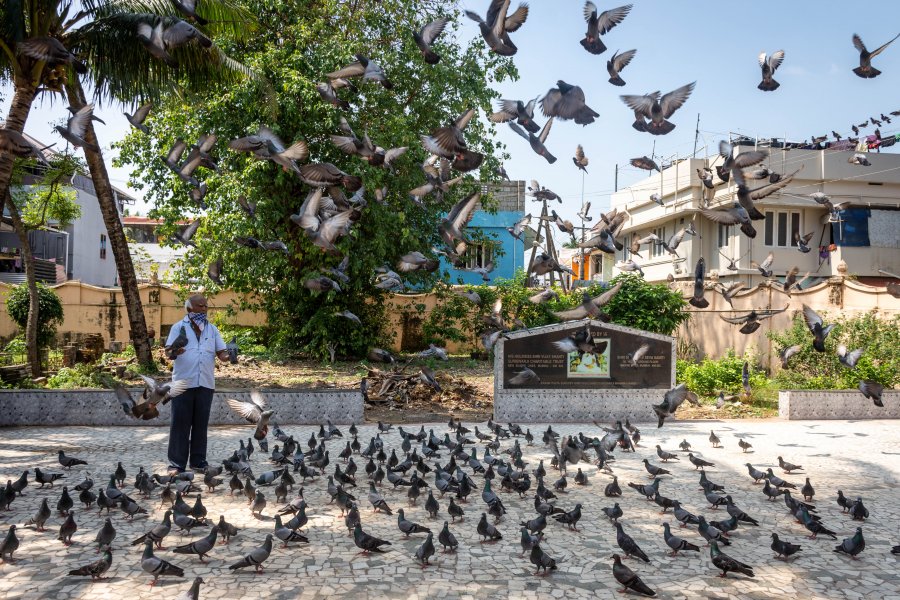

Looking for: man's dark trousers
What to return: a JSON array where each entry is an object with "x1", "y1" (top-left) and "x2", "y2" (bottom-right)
[{"x1": 168, "y1": 387, "x2": 214, "y2": 471}]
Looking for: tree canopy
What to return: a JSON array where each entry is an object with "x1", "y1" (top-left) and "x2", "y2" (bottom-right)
[{"x1": 116, "y1": 0, "x2": 516, "y2": 358}]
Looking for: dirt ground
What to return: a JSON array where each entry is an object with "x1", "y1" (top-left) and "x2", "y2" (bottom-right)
[
  {"x1": 150, "y1": 354, "x2": 776, "y2": 423},
  {"x1": 201, "y1": 355, "x2": 495, "y2": 423}
]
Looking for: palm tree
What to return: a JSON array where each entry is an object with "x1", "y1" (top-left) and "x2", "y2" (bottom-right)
[{"x1": 1, "y1": 0, "x2": 254, "y2": 368}]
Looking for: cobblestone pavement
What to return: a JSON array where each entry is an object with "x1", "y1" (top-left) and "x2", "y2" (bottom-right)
[{"x1": 1, "y1": 419, "x2": 899, "y2": 599}]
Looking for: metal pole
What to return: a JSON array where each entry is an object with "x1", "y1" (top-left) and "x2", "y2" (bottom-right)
[
  {"x1": 579, "y1": 169, "x2": 585, "y2": 282},
  {"x1": 692, "y1": 113, "x2": 700, "y2": 157},
  {"x1": 526, "y1": 199, "x2": 548, "y2": 286},
  {"x1": 614, "y1": 164, "x2": 618, "y2": 192}
]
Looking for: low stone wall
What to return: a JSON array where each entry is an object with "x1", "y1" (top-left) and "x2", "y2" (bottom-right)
[
  {"x1": 0, "y1": 388, "x2": 363, "y2": 427},
  {"x1": 779, "y1": 390, "x2": 900, "y2": 420},
  {"x1": 494, "y1": 390, "x2": 663, "y2": 423}
]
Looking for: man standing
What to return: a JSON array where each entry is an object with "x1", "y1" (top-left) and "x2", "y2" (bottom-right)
[{"x1": 164, "y1": 294, "x2": 230, "y2": 476}]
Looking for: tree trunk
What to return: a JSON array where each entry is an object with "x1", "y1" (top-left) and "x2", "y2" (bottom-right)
[
  {"x1": 64, "y1": 81, "x2": 154, "y2": 368},
  {"x1": 0, "y1": 83, "x2": 38, "y2": 215},
  {"x1": 3, "y1": 192, "x2": 42, "y2": 378}
]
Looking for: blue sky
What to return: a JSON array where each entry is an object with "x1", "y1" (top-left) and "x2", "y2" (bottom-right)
[{"x1": 4, "y1": 1, "x2": 900, "y2": 229}]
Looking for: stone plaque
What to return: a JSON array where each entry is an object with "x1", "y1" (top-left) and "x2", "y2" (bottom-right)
[{"x1": 501, "y1": 320, "x2": 674, "y2": 390}]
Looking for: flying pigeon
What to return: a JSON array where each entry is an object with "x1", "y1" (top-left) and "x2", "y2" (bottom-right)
[
  {"x1": 688, "y1": 257, "x2": 709, "y2": 308},
  {"x1": 18, "y1": 37, "x2": 88, "y2": 73},
  {"x1": 465, "y1": 1, "x2": 529, "y2": 56},
  {"x1": 489, "y1": 98, "x2": 540, "y2": 133},
  {"x1": 140, "y1": 375, "x2": 190, "y2": 406},
  {"x1": 509, "y1": 118, "x2": 556, "y2": 163},
  {"x1": 852, "y1": 32, "x2": 899, "y2": 78},
  {"x1": 621, "y1": 83, "x2": 695, "y2": 135},
  {"x1": 580, "y1": 3, "x2": 632, "y2": 55},
  {"x1": 327, "y1": 54, "x2": 393, "y2": 89},
  {"x1": 55, "y1": 105, "x2": 100, "y2": 152},
  {"x1": 607, "y1": 49, "x2": 637, "y2": 86},
  {"x1": 125, "y1": 102, "x2": 153, "y2": 133},
  {"x1": 758, "y1": 50, "x2": 785, "y2": 91},
  {"x1": 573, "y1": 144, "x2": 589, "y2": 172},
  {"x1": 413, "y1": 17, "x2": 449, "y2": 64},
  {"x1": 541, "y1": 81, "x2": 599, "y2": 125}
]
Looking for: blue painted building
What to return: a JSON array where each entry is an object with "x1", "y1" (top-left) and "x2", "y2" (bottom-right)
[{"x1": 441, "y1": 180, "x2": 528, "y2": 285}]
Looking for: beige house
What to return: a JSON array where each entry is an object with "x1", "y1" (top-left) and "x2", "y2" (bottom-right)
[{"x1": 609, "y1": 143, "x2": 900, "y2": 288}]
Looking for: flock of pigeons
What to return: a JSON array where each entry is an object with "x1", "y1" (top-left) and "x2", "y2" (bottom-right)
[
  {"x1": 3, "y1": 3, "x2": 898, "y2": 327},
  {"x1": 0, "y1": 407, "x2": 895, "y2": 595}
]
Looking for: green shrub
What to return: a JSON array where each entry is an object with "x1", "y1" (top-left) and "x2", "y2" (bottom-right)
[
  {"x1": 769, "y1": 310, "x2": 899, "y2": 390},
  {"x1": 46, "y1": 364, "x2": 116, "y2": 389},
  {"x1": 677, "y1": 349, "x2": 768, "y2": 398},
  {"x1": 421, "y1": 270, "x2": 690, "y2": 351},
  {"x1": 3, "y1": 335, "x2": 27, "y2": 355},
  {"x1": 5, "y1": 283, "x2": 64, "y2": 349}
]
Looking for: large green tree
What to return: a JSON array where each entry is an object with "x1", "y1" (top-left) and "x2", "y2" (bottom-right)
[
  {"x1": 1, "y1": 0, "x2": 254, "y2": 369},
  {"x1": 117, "y1": 0, "x2": 515, "y2": 358}
]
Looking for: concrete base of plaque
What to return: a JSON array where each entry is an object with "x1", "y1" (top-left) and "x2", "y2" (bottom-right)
[{"x1": 494, "y1": 319, "x2": 675, "y2": 423}]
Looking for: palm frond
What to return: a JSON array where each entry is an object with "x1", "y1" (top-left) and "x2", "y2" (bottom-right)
[
  {"x1": 71, "y1": 12, "x2": 255, "y2": 105},
  {"x1": 90, "y1": 0, "x2": 256, "y2": 40}
]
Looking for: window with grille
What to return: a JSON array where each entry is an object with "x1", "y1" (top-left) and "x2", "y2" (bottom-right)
[
  {"x1": 100, "y1": 234, "x2": 107, "y2": 260},
  {"x1": 717, "y1": 224, "x2": 732, "y2": 248},
  {"x1": 764, "y1": 211, "x2": 800, "y2": 247},
  {"x1": 464, "y1": 243, "x2": 493, "y2": 269},
  {"x1": 649, "y1": 226, "x2": 666, "y2": 258}
]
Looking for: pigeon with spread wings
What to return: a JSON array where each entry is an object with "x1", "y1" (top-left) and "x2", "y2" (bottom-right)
[
  {"x1": 852, "y1": 32, "x2": 900, "y2": 78},
  {"x1": 580, "y1": 2, "x2": 632, "y2": 55},
  {"x1": 139, "y1": 375, "x2": 190, "y2": 406},
  {"x1": 327, "y1": 54, "x2": 393, "y2": 89},
  {"x1": 541, "y1": 81, "x2": 599, "y2": 125},
  {"x1": 758, "y1": 50, "x2": 785, "y2": 91},
  {"x1": 720, "y1": 305, "x2": 789, "y2": 334},
  {"x1": 607, "y1": 49, "x2": 637, "y2": 86},
  {"x1": 620, "y1": 82, "x2": 695, "y2": 135},
  {"x1": 421, "y1": 108, "x2": 484, "y2": 172},
  {"x1": 489, "y1": 98, "x2": 541, "y2": 133},
  {"x1": 510, "y1": 118, "x2": 556, "y2": 164},
  {"x1": 573, "y1": 144, "x2": 589, "y2": 172},
  {"x1": 439, "y1": 192, "x2": 481, "y2": 249},
  {"x1": 552, "y1": 282, "x2": 622, "y2": 321},
  {"x1": 226, "y1": 390, "x2": 274, "y2": 442},
  {"x1": 465, "y1": 0, "x2": 529, "y2": 56},
  {"x1": 413, "y1": 17, "x2": 450, "y2": 64},
  {"x1": 55, "y1": 105, "x2": 100, "y2": 152},
  {"x1": 802, "y1": 304, "x2": 835, "y2": 352},
  {"x1": 228, "y1": 127, "x2": 308, "y2": 175}
]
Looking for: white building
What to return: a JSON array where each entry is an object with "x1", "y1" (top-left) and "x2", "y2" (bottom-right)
[
  {"x1": 123, "y1": 216, "x2": 189, "y2": 283},
  {"x1": 608, "y1": 142, "x2": 900, "y2": 289},
  {"x1": 0, "y1": 132, "x2": 135, "y2": 287}
]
